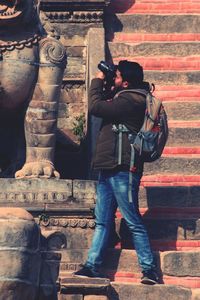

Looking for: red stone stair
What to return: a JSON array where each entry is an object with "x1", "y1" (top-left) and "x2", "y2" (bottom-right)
[
  {"x1": 103, "y1": 0, "x2": 200, "y2": 298},
  {"x1": 109, "y1": 0, "x2": 200, "y2": 14}
]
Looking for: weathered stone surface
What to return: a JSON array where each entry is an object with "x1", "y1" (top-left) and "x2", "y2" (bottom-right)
[
  {"x1": 162, "y1": 252, "x2": 200, "y2": 277},
  {"x1": 139, "y1": 186, "x2": 200, "y2": 208},
  {"x1": 144, "y1": 156, "x2": 200, "y2": 175},
  {"x1": 0, "y1": 0, "x2": 66, "y2": 179},
  {"x1": 60, "y1": 277, "x2": 110, "y2": 295},
  {"x1": 0, "y1": 282, "x2": 37, "y2": 300},
  {"x1": 0, "y1": 208, "x2": 41, "y2": 300},
  {"x1": 0, "y1": 178, "x2": 72, "y2": 206},
  {"x1": 192, "y1": 289, "x2": 200, "y2": 300},
  {"x1": 111, "y1": 283, "x2": 192, "y2": 300},
  {"x1": 63, "y1": 57, "x2": 86, "y2": 79},
  {"x1": 103, "y1": 249, "x2": 141, "y2": 273},
  {"x1": 84, "y1": 296, "x2": 108, "y2": 300},
  {"x1": 73, "y1": 180, "x2": 97, "y2": 203},
  {"x1": 108, "y1": 42, "x2": 200, "y2": 57},
  {"x1": 144, "y1": 71, "x2": 200, "y2": 86},
  {"x1": 167, "y1": 128, "x2": 200, "y2": 146},
  {"x1": 41, "y1": 227, "x2": 94, "y2": 250},
  {"x1": 117, "y1": 218, "x2": 200, "y2": 242},
  {"x1": 58, "y1": 295, "x2": 83, "y2": 300},
  {"x1": 60, "y1": 85, "x2": 85, "y2": 104},
  {"x1": 45, "y1": 23, "x2": 101, "y2": 40},
  {"x1": 163, "y1": 102, "x2": 200, "y2": 121},
  {"x1": 108, "y1": 14, "x2": 200, "y2": 34}
]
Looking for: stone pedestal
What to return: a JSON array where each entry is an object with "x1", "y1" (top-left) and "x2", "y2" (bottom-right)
[{"x1": 0, "y1": 208, "x2": 41, "y2": 300}]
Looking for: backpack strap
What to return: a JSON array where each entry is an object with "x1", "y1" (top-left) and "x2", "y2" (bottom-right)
[
  {"x1": 112, "y1": 89, "x2": 149, "y2": 203},
  {"x1": 114, "y1": 88, "x2": 148, "y2": 99},
  {"x1": 128, "y1": 144, "x2": 136, "y2": 203},
  {"x1": 112, "y1": 124, "x2": 130, "y2": 164}
]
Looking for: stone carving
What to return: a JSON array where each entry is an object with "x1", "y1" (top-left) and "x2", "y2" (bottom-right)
[
  {"x1": 0, "y1": 208, "x2": 41, "y2": 300},
  {"x1": 43, "y1": 11, "x2": 104, "y2": 23},
  {"x1": 0, "y1": 0, "x2": 66, "y2": 178},
  {"x1": 39, "y1": 217, "x2": 96, "y2": 228}
]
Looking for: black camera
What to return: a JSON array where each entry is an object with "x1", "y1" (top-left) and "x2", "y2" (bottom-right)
[{"x1": 98, "y1": 61, "x2": 117, "y2": 88}]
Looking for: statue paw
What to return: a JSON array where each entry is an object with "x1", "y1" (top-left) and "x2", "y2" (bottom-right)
[{"x1": 15, "y1": 161, "x2": 60, "y2": 179}]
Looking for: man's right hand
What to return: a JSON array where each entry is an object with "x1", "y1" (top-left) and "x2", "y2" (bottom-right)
[{"x1": 96, "y1": 71, "x2": 105, "y2": 80}]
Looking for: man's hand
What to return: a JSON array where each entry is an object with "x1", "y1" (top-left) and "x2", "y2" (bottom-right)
[{"x1": 96, "y1": 71, "x2": 105, "y2": 80}]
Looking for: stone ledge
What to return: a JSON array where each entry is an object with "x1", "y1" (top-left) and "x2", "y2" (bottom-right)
[
  {"x1": 60, "y1": 277, "x2": 110, "y2": 295},
  {"x1": 111, "y1": 283, "x2": 192, "y2": 300}
]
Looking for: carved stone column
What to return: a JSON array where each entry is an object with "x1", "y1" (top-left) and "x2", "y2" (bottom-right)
[{"x1": 40, "y1": 0, "x2": 110, "y2": 179}]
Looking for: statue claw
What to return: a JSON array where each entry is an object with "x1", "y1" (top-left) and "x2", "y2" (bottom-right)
[{"x1": 15, "y1": 161, "x2": 60, "y2": 179}]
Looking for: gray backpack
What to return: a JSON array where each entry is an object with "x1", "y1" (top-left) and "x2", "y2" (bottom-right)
[
  {"x1": 113, "y1": 88, "x2": 169, "y2": 201},
  {"x1": 131, "y1": 89, "x2": 168, "y2": 162}
]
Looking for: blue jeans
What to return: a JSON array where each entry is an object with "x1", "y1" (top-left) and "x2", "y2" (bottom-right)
[{"x1": 85, "y1": 170, "x2": 155, "y2": 272}]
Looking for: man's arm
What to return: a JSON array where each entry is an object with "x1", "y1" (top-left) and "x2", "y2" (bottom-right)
[{"x1": 89, "y1": 77, "x2": 127, "y2": 120}]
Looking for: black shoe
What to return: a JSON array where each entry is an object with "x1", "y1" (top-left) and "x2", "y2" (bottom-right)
[
  {"x1": 141, "y1": 270, "x2": 159, "y2": 285},
  {"x1": 73, "y1": 265, "x2": 106, "y2": 279}
]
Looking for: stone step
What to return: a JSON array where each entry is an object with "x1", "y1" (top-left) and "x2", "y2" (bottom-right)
[
  {"x1": 143, "y1": 154, "x2": 200, "y2": 175},
  {"x1": 163, "y1": 102, "x2": 200, "y2": 120},
  {"x1": 117, "y1": 207, "x2": 200, "y2": 220},
  {"x1": 167, "y1": 126, "x2": 199, "y2": 146},
  {"x1": 163, "y1": 147, "x2": 200, "y2": 154},
  {"x1": 111, "y1": 283, "x2": 196, "y2": 300},
  {"x1": 113, "y1": 56, "x2": 200, "y2": 71},
  {"x1": 116, "y1": 217, "x2": 200, "y2": 242},
  {"x1": 40, "y1": 213, "x2": 200, "y2": 253},
  {"x1": 143, "y1": 71, "x2": 200, "y2": 86},
  {"x1": 59, "y1": 277, "x2": 110, "y2": 298},
  {"x1": 153, "y1": 85, "x2": 200, "y2": 99},
  {"x1": 112, "y1": 33, "x2": 200, "y2": 43},
  {"x1": 108, "y1": 41, "x2": 200, "y2": 58},
  {"x1": 105, "y1": 14, "x2": 200, "y2": 34},
  {"x1": 58, "y1": 278, "x2": 200, "y2": 300},
  {"x1": 57, "y1": 249, "x2": 200, "y2": 289},
  {"x1": 139, "y1": 175, "x2": 200, "y2": 209},
  {"x1": 109, "y1": 2, "x2": 200, "y2": 14}
]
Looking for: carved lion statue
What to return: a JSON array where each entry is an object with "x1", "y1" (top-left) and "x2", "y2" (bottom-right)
[{"x1": 0, "y1": 0, "x2": 66, "y2": 178}]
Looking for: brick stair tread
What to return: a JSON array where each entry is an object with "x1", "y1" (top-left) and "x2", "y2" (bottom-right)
[
  {"x1": 109, "y1": 41, "x2": 200, "y2": 57},
  {"x1": 58, "y1": 276, "x2": 198, "y2": 299},
  {"x1": 168, "y1": 120, "x2": 200, "y2": 128},
  {"x1": 143, "y1": 156, "x2": 200, "y2": 175},
  {"x1": 59, "y1": 276, "x2": 110, "y2": 295},
  {"x1": 113, "y1": 56, "x2": 200, "y2": 71},
  {"x1": 58, "y1": 250, "x2": 200, "y2": 288},
  {"x1": 111, "y1": 282, "x2": 193, "y2": 300},
  {"x1": 112, "y1": 276, "x2": 200, "y2": 289},
  {"x1": 116, "y1": 218, "x2": 200, "y2": 241},
  {"x1": 112, "y1": 3, "x2": 200, "y2": 14},
  {"x1": 163, "y1": 102, "x2": 200, "y2": 120},
  {"x1": 116, "y1": 207, "x2": 200, "y2": 219},
  {"x1": 144, "y1": 71, "x2": 200, "y2": 87},
  {"x1": 112, "y1": 33, "x2": 200, "y2": 43},
  {"x1": 108, "y1": 1, "x2": 200, "y2": 14},
  {"x1": 163, "y1": 147, "x2": 200, "y2": 155},
  {"x1": 141, "y1": 174, "x2": 200, "y2": 185},
  {"x1": 107, "y1": 14, "x2": 200, "y2": 34}
]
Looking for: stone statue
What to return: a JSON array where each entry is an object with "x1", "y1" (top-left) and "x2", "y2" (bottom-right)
[{"x1": 0, "y1": 0, "x2": 66, "y2": 178}]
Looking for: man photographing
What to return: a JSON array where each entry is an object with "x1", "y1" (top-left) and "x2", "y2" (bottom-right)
[{"x1": 74, "y1": 60, "x2": 159, "y2": 285}]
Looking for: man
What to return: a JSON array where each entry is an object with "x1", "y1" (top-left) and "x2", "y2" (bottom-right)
[{"x1": 74, "y1": 60, "x2": 158, "y2": 285}]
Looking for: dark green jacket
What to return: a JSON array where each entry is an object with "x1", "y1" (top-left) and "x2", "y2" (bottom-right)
[{"x1": 89, "y1": 78, "x2": 147, "y2": 173}]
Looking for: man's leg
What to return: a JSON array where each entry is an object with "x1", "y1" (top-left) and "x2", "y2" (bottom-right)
[
  {"x1": 74, "y1": 171, "x2": 117, "y2": 277},
  {"x1": 110, "y1": 171, "x2": 158, "y2": 284}
]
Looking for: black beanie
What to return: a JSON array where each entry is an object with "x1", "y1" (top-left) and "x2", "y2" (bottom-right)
[{"x1": 117, "y1": 60, "x2": 144, "y2": 85}]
